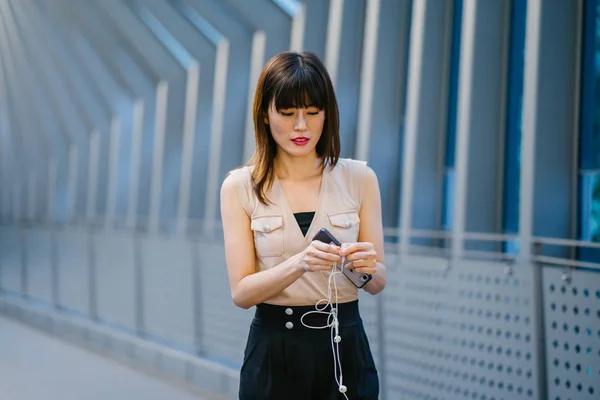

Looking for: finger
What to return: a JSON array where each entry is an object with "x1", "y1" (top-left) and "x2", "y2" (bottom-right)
[
  {"x1": 311, "y1": 240, "x2": 341, "y2": 254},
  {"x1": 303, "y1": 257, "x2": 333, "y2": 271},
  {"x1": 316, "y1": 251, "x2": 342, "y2": 263},
  {"x1": 307, "y1": 245, "x2": 340, "y2": 260},
  {"x1": 340, "y1": 242, "x2": 371, "y2": 256},
  {"x1": 344, "y1": 251, "x2": 376, "y2": 262},
  {"x1": 307, "y1": 248, "x2": 341, "y2": 263},
  {"x1": 307, "y1": 259, "x2": 339, "y2": 272}
]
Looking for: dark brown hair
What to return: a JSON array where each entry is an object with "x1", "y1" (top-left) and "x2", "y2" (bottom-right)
[{"x1": 248, "y1": 51, "x2": 340, "y2": 204}]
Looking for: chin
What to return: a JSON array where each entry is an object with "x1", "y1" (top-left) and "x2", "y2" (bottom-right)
[{"x1": 285, "y1": 145, "x2": 317, "y2": 158}]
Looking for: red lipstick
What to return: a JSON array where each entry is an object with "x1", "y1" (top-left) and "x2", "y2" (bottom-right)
[{"x1": 291, "y1": 137, "x2": 309, "y2": 146}]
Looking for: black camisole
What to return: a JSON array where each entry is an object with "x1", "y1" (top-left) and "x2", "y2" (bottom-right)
[{"x1": 293, "y1": 212, "x2": 315, "y2": 237}]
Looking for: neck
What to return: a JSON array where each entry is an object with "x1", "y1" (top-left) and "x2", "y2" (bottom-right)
[{"x1": 274, "y1": 152, "x2": 322, "y2": 181}]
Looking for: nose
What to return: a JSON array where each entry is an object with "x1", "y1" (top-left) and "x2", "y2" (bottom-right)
[{"x1": 294, "y1": 112, "x2": 307, "y2": 131}]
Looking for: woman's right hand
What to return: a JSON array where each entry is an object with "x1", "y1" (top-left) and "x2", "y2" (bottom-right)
[{"x1": 298, "y1": 241, "x2": 342, "y2": 272}]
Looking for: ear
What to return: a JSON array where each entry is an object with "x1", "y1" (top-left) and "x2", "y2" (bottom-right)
[{"x1": 263, "y1": 113, "x2": 269, "y2": 125}]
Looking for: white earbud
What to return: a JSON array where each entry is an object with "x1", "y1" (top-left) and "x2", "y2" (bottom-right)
[
  {"x1": 339, "y1": 385, "x2": 347, "y2": 393},
  {"x1": 334, "y1": 335, "x2": 341, "y2": 343}
]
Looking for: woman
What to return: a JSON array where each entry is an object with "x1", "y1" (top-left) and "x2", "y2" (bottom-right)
[{"x1": 220, "y1": 51, "x2": 387, "y2": 400}]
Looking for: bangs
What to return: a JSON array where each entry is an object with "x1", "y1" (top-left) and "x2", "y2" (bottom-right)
[{"x1": 270, "y1": 66, "x2": 327, "y2": 111}]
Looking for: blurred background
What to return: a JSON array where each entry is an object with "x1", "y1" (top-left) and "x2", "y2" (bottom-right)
[{"x1": 0, "y1": 0, "x2": 599, "y2": 399}]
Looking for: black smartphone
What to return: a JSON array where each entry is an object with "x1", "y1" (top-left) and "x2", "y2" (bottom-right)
[{"x1": 312, "y1": 228, "x2": 373, "y2": 289}]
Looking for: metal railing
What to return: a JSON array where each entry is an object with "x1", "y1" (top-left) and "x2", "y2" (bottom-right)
[{"x1": 1, "y1": 219, "x2": 599, "y2": 400}]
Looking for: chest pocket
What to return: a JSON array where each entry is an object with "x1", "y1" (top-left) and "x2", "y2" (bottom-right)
[
  {"x1": 251, "y1": 215, "x2": 284, "y2": 257},
  {"x1": 327, "y1": 210, "x2": 360, "y2": 244}
]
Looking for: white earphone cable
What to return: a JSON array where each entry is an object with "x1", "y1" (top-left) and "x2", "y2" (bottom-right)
[{"x1": 300, "y1": 256, "x2": 349, "y2": 399}]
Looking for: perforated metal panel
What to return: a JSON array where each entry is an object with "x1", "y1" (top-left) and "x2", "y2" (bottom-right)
[
  {"x1": 24, "y1": 227, "x2": 53, "y2": 303},
  {"x1": 358, "y1": 288, "x2": 382, "y2": 369},
  {"x1": 197, "y1": 241, "x2": 253, "y2": 366},
  {"x1": 384, "y1": 255, "x2": 539, "y2": 400},
  {"x1": 94, "y1": 231, "x2": 137, "y2": 330},
  {"x1": 543, "y1": 267, "x2": 600, "y2": 400},
  {"x1": 56, "y1": 228, "x2": 90, "y2": 315},
  {"x1": 0, "y1": 226, "x2": 22, "y2": 294},
  {"x1": 140, "y1": 235, "x2": 195, "y2": 350}
]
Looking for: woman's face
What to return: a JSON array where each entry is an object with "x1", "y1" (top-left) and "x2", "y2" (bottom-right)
[{"x1": 265, "y1": 100, "x2": 326, "y2": 158}]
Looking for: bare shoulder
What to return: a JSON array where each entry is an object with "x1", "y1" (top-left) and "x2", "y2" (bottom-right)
[
  {"x1": 221, "y1": 166, "x2": 251, "y2": 205},
  {"x1": 334, "y1": 157, "x2": 364, "y2": 169},
  {"x1": 365, "y1": 165, "x2": 379, "y2": 187},
  {"x1": 221, "y1": 169, "x2": 240, "y2": 196},
  {"x1": 222, "y1": 166, "x2": 248, "y2": 189}
]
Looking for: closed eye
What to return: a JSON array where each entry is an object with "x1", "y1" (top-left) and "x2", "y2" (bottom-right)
[{"x1": 278, "y1": 109, "x2": 321, "y2": 116}]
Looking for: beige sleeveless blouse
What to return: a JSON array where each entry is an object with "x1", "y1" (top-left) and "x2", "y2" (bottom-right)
[{"x1": 227, "y1": 158, "x2": 368, "y2": 306}]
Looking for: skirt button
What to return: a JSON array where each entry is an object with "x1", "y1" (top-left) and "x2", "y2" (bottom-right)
[
  {"x1": 285, "y1": 308, "x2": 293, "y2": 315},
  {"x1": 285, "y1": 321, "x2": 294, "y2": 329}
]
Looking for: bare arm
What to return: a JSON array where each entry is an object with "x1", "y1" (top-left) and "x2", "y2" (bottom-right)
[
  {"x1": 220, "y1": 174, "x2": 341, "y2": 309},
  {"x1": 341, "y1": 167, "x2": 387, "y2": 295}
]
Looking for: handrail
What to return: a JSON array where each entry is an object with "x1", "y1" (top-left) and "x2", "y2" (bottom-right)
[
  {"x1": 2, "y1": 219, "x2": 599, "y2": 268},
  {"x1": 533, "y1": 255, "x2": 600, "y2": 271},
  {"x1": 383, "y1": 228, "x2": 450, "y2": 239},
  {"x1": 385, "y1": 227, "x2": 600, "y2": 250},
  {"x1": 383, "y1": 227, "x2": 518, "y2": 242},
  {"x1": 462, "y1": 249, "x2": 516, "y2": 262},
  {"x1": 403, "y1": 243, "x2": 515, "y2": 262},
  {"x1": 533, "y1": 236, "x2": 600, "y2": 249}
]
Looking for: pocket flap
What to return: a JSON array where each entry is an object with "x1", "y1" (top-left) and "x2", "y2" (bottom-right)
[
  {"x1": 251, "y1": 215, "x2": 284, "y2": 233},
  {"x1": 328, "y1": 211, "x2": 360, "y2": 229}
]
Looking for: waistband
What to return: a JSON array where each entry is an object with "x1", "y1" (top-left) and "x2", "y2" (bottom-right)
[{"x1": 253, "y1": 300, "x2": 362, "y2": 331}]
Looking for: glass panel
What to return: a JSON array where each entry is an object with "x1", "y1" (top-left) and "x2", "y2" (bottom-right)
[
  {"x1": 503, "y1": 0, "x2": 527, "y2": 239},
  {"x1": 578, "y1": 1, "x2": 600, "y2": 262},
  {"x1": 595, "y1": 0, "x2": 600, "y2": 168},
  {"x1": 441, "y1": 170, "x2": 455, "y2": 230},
  {"x1": 579, "y1": 0, "x2": 600, "y2": 260},
  {"x1": 580, "y1": 0, "x2": 600, "y2": 170},
  {"x1": 441, "y1": 1, "x2": 462, "y2": 232},
  {"x1": 579, "y1": 173, "x2": 600, "y2": 261},
  {"x1": 443, "y1": 0, "x2": 463, "y2": 169},
  {"x1": 594, "y1": 175, "x2": 600, "y2": 243}
]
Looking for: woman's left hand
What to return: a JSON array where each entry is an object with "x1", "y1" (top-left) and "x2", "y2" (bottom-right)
[{"x1": 339, "y1": 242, "x2": 378, "y2": 275}]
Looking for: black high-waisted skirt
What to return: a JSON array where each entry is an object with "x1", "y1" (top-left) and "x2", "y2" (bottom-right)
[{"x1": 238, "y1": 300, "x2": 379, "y2": 400}]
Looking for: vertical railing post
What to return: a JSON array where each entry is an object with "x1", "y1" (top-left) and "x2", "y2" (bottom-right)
[
  {"x1": 531, "y1": 242, "x2": 548, "y2": 400},
  {"x1": 88, "y1": 225, "x2": 98, "y2": 321},
  {"x1": 20, "y1": 220, "x2": 28, "y2": 299},
  {"x1": 51, "y1": 223, "x2": 60, "y2": 311},
  {"x1": 192, "y1": 237, "x2": 204, "y2": 356},
  {"x1": 134, "y1": 233, "x2": 145, "y2": 337}
]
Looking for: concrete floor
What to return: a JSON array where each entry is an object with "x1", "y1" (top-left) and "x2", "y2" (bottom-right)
[{"x1": 0, "y1": 316, "x2": 212, "y2": 400}]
